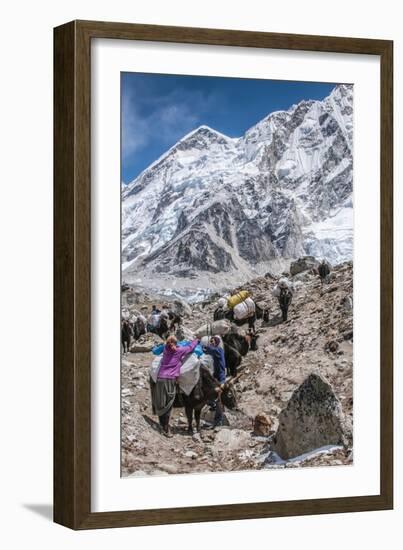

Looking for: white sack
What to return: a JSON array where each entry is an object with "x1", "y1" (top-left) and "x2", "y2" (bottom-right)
[
  {"x1": 195, "y1": 319, "x2": 231, "y2": 338},
  {"x1": 272, "y1": 285, "x2": 281, "y2": 298},
  {"x1": 233, "y1": 297, "x2": 255, "y2": 320},
  {"x1": 149, "y1": 353, "x2": 201, "y2": 396},
  {"x1": 199, "y1": 354, "x2": 214, "y2": 375}
]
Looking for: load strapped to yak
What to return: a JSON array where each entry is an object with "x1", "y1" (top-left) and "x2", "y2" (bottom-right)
[
  {"x1": 227, "y1": 290, "x2": 250, "y2": 309},
  {"x1": 226, "y1": 290, "x2": 256, "y2": 321},
  {"x1": 233, "y1": 297, "x2": 255, "y2": 321},
  {"x1": 149, "y1": 339, "x2": 225, "y2": 397},
  {"x1": 150, "y1": 341, "x2": 206, "y2": 396},
  {"x1": 195, "y1": 319, "x2": 232, "y2": 338}
]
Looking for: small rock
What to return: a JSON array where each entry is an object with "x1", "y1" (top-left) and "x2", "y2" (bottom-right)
[
  {"x1": 326, "y1": 340, "x2": 339, "y2": 353},
  {"x1": 323, "y1": 285, "x2": 338, "y2": 294},
  {"x1": 130, "y1": 344, "x2": 153, "y2": 353},
  {"x1": 253, "y1": 413, "x2": 272, "y2": 436},
  {"x1": 158, "y1": 463, "x2": 178, "y2": 474},
  {"x1": 184, "y1": 450, "x2": 198, "y2": 459},
  {"x1": 341, "y1": 295, "x2": 353, "y2": 311},
  {"x1": 128, "y1": 470, "x2": 147, "y2": 477},
  {"x1": 290, "y1": 256, "x2": 319, "y2": 276},
  {"x1": 342, "y1": 329, "x2": 353, "y2": 341}
]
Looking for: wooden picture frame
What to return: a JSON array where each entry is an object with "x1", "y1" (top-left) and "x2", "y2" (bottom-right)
[{"x1": 54, "y1": 20, "x2": 393, "y2": 530}]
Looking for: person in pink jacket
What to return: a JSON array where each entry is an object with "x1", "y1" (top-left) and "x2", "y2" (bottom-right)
[{"x1": 151, "y1": 335, "x2": 199, "y2": 437}]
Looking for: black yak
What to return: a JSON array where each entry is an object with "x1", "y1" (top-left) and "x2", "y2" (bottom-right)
[
  {"x1": 223, "y1": 331, "x2": 259, "y2": 377},
  {"x1": 167, "y1": 311, "x2": 182, "y2": 332},
  {"x1": 147, "y1": 316, "x2": 170, "y2": 339},
  {"x1": 176, "y1": 365, "x2": 238, "y2": 435},
  {"x1": 132, "y1": 316, "x2": 146, "y2": 340},
  {"x1": 121, "y1": 320, "x2": 132, "y2": 354}
]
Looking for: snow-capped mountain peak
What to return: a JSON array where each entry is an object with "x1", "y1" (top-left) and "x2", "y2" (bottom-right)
[{"x1": 122, "y1": 84, "x2": 353, "y2": 297}]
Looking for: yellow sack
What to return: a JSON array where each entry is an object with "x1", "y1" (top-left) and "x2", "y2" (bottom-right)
[{"x1": 227, "y1": 290, "x2": 251, "y2": 309}]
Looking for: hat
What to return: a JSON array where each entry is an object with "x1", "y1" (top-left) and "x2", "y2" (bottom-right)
[{"x1": 217, "y1": 297, "x2": 227, "y2": 308}]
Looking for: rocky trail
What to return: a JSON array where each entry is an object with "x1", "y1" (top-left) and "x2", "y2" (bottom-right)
[{"x1": 121, "y1": 260, "x2": 353, "y2": 477}]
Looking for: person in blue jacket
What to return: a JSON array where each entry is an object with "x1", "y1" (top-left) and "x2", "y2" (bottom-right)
[{"x1": 203, "y1": 336, "x2": 226, "y2": 428}]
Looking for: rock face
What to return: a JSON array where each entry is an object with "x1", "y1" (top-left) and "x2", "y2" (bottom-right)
[
  {"x1": 271, "y1": 373, "x2": 348, "y2": 460},
  {"x1": 122, "y1": 85, "x2": 353, "y2": 298},
  {"x1": 289, "y1": 256, "x2": 319, "y2": 276}
]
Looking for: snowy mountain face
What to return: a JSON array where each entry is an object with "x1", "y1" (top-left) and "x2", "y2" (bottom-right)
[{"x1": 122, "y1": 84, "x2": 353, "y2": 296}]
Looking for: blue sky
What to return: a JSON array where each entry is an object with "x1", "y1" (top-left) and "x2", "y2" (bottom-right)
[{"x1": 121, "y1": 73, "x2": 337, "y2": 184}]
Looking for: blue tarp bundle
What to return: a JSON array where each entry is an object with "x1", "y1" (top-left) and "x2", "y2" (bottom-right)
[{"x1": 152, "y1": 340, "x2": 204, "y2": 357}]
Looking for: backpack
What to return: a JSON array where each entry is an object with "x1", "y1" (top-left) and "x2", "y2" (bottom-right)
[{"x1": 279, "y1": 288, "x2": 292, "y2": 307}]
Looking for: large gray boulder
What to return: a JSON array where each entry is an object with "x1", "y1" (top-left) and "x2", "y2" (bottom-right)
[
  {"x1": 289, "y1": 256, "x2": 319, "y2": 276},
  {"x1": 271, "y1": 374, "x2": 348, "y2": 460}
]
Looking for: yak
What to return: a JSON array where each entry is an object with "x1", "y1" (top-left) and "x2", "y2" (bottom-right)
[
  {"x1": 147, "y1": 316, "x2": 170, "y2": 339},
  {"x1": 213, "y1": 301, "x2": 269, "y2": 332},
  {"x1": 167, "y1": 311, "x2": 182, "y2": 332},
  {"x1": 169, "y1": 333, "x2": 257, "y2": 434},
  {"x1": 133, "y1": 314, "x2": 175, "y2": 342},
  {"x1": 121, "y1": 320, "x2": 132, "y2": 354},
  {"x1": 223, "y1": 331, "x2": 259, "y2": 377},
  {"x1": 132, "y1": 316, "x2": 146, "y2": 340},
  {"x1": 175, "y1": 365, "x2": 238, "y2": 435}
]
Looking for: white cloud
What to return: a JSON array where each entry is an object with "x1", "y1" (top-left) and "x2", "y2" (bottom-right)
[{"x1": 121, "y1": 84, "x2": 218, "y2": 164}]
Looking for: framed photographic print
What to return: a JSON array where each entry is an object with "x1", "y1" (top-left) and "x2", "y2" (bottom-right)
[{"x1": 54, "y1": 20, "x2": 393, "y2": 529}]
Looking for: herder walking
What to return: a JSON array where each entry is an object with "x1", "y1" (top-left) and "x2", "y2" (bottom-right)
[
  {"x1": 279, "y1": 286, "x2": 293, "y2": 322},
  {"x1": 272, "y1": 278, "x2": 293, "y2": 322},
  {"x1": 202, "y1": 336, "x2": 227, "y2": 429},
  {"x1": 318, "y1": 259, "x2": 331, "y2": 284}
]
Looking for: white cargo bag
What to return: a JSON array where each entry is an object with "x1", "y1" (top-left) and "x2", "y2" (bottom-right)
[
  {"x1": 149, "y1": 353, "x2": 201, "y2": 396},
  {"x1": 233, "y1": 297, "x2": 256, "y2": 320},
  {"x1": 272, "y1": 285, "x2": 281, "y2": 298},
  {"x1": 195, "y1": 319, "x2": 231, "y2": 338},
  {"x1": 199, "y1": 353, "x2": 214, "y2": 375}
]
